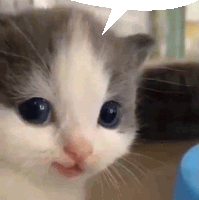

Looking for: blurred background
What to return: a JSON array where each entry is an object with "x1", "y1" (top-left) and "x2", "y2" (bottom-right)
[{"x1": 0, "y1": 0, "x2": 199, "y2": 60}]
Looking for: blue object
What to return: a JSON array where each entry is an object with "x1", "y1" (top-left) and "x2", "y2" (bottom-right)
[{"x1": 173, "y1": 144, "x2": 199, "y2": 200}]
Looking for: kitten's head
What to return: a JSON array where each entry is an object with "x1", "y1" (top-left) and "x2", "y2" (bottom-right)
[{"x1": 0, "y1": 7, "x2": 154, "y2": 185}]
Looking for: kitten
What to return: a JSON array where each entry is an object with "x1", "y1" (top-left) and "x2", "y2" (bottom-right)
[
  {"x1": 136, "y1": 60, "x2": 199, "y2": 140},
  {"x1": 0, "y1": 6, "x2": 154, "y2": 200}
]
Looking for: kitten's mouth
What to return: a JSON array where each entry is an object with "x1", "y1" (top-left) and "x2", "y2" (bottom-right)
[{"x1": 51, "y1": 162, "x2": 83, "y2": 178}]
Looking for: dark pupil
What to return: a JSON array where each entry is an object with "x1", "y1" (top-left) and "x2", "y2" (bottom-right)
[
  {"x1": 99, "y1": 101, "x2": 119, "y2": 128},
  {"x1": 100, "y1": 103, "x2": 117, "y2": 123},
  {"x1": 18, "y1": 97, "x2": 50, "y2": 124}
]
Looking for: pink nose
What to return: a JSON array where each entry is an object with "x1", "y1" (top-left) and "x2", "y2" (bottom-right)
[{"x1": 63, "y1": 138, "x2": 93, "y2": 162}]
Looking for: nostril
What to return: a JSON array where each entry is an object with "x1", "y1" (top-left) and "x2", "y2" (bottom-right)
[{"x1": 63, "y1": 146, "x2": 78, "y2": 159}]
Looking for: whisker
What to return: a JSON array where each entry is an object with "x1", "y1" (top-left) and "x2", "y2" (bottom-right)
[
  {"x1": 116, "y1": 161, "x2": 143, "y2": 188},
  {"x1": 127, "y1": 152, "x2": 166, "y2": 166},
  {"x1": 106, "y1": 168, "x2": 122, "y2": 199},
  {"x1": 99, "y1": 175, "x2": 104, "y2": 200},
  {"x1": 138, "y1": 86, "x2": 185, "y2": 94},
  {"x1": 126, "y1": 156, "x2": 151, "y2": 174},
  {"x1": 115, "y1": 162, "x2": 141, "y2": 192},
  {"x1": 140, "y1": 77, "x2": 192, "y2": 87},
  {"x1": 145, "y1": 66, "x2": 186, "y2": 72},
  {"x1": 104, "y1": 169, "x2": 118, "y2": 191},
  {"x1": 137, "y1": 93, "x2": 157, "y2": 101},
  {"x1": 120, "y1": 157, "x2": 148, "y2": 180},
  {"x1": 110, "y1": 165, "x2": 127, "y2": 185},
  {"x1": 101, "y1": 171, "x2": 110, "y2": 188},
  {"x1": 161, "y1": 67, "x2": 186, "y2": 72},
  {"x1": 104, "y1": 169, "x2": 122, "y2": 199},
  {"x1": 8, "y1": 19, "x2": 48, "y2": 69}
]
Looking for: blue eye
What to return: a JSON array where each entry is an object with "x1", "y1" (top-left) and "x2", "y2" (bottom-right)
[
  {"x1": 18, "y1": 97, "x2": 50, "y2": 124},
  {"x1": 98, "y1": 101, "x2": 120, "y2": 128}
]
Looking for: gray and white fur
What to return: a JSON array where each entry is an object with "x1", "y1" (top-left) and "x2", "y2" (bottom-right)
[{"x1": 0, "y1": 6, "x2": 154, "y2": 200}]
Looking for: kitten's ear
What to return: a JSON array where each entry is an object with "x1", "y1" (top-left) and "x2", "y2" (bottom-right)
[{"x1": 117, "y1": 34, "x2": 155, "y2": 66}]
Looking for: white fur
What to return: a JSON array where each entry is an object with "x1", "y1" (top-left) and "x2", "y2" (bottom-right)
[{"x1": 0, "y1": 14, "x2": 136, "y2": 200}]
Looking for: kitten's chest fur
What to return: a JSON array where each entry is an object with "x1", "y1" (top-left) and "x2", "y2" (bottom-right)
[{"x1": 1, "y1": 168, "x2": 86, "y2": 200}]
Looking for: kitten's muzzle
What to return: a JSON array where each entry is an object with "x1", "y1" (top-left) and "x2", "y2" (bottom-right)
[{"x1": 49, "y1": 137, "x2": 97, "y2": 178}]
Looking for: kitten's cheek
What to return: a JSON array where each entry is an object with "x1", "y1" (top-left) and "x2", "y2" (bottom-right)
[
  {"x1": 44, "y1": 157, "x2": 51, "y2": 164},
  {"x1": 80, "y1": 155, "x2": 99, "y2": 171}
]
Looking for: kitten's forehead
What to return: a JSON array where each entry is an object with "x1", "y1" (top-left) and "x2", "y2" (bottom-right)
[
  {"x1": 53, "y1": 14, "x2": 110, "y2": 129},
  {"x1": 0, "y1": 8, "x2": 113, "y2": 105}
]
